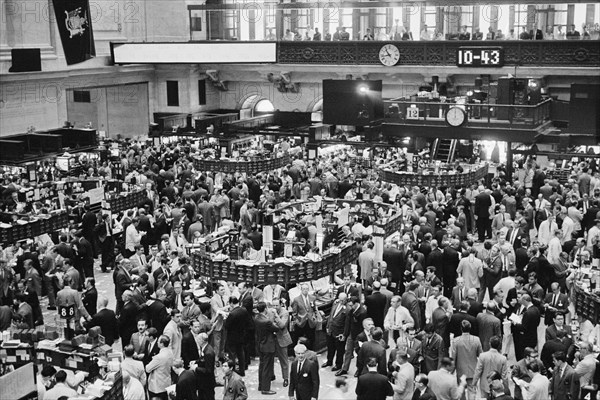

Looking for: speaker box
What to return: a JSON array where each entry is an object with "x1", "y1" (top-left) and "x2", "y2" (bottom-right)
[{"x1": 9, "y1": 48, "x2": 41, "y2": 72}]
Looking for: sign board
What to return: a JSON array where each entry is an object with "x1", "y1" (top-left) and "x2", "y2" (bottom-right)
[{"x1": 58, "y1": 304, "x2": 76, "y2": 319}]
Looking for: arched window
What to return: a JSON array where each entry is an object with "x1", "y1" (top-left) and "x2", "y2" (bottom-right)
[
  {"x1": 255, "y1": 99, "x2": 275, "y2": 113},
  {"x1": 239, "y1": 95, "x2": 274, "y2": 118}
]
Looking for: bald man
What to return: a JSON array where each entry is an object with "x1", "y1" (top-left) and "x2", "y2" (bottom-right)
[{"x1": 84, "y1": 296, "x2": 118, "y2": 345}]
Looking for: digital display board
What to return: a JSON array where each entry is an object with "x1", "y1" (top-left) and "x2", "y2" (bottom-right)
[
  {"x1": 457, "y1": 47, "x2": 504, "y2": 67},
  {"x1": 111, "y1": 42, "x2": 277, "y2": 64}
]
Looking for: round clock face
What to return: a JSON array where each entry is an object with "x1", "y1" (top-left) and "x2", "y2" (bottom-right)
[
  {"x1": 446, "y1": 107, "x2": 466, "y2": 127},
  {"x1": 379, "y1": 44, "x2": 400, "y2": 66}
]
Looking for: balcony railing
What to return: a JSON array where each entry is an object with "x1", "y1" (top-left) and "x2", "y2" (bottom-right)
[
  {"x1": 276, "y1": 40, "x2": 600, "y2": 66},
  {"x1": 384, "y1": 98, "x2": 552, "y2": 129}
]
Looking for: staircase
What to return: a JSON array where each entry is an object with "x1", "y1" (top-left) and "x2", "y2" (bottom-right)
[{"x1": 432, "y1": 138, "x2": 458, "y2": 163}]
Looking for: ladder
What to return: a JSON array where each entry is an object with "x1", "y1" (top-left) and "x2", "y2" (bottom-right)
[{"x1": 432, "y1": 138, "x2": 458, "y2": 163}]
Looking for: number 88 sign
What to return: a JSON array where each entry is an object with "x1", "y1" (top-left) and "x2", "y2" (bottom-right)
[{"x1": 59, "y1": 304, "x2": 76, "y2": 319}]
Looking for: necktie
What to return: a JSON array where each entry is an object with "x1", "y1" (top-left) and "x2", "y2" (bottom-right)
[
  {"x1": 220, "y1": 295, "x2": 225, "y2": 307},
  {"x1": 333, "y1": 303, "x2": 341, "y2": 318},
  {"x1": 553, "y1": 294, "x2": 558, "y2": 306},
  {"x1": 459, "y1": 290, "x2": 462, "y2": 302},
  {"x1": 305, "y1": 296, "x2": 310, "y2": 309},
  {"x1": 298, "y1": 361, "x2": 303, "y2": 373}
]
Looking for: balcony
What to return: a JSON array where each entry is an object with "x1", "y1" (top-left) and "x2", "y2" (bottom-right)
[{"x1": 383, "y1": 98, "x2": 555, "y2": 143}]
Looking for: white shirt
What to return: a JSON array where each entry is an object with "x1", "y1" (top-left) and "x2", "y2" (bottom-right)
[
  {"x1": 125, "y1": 224, "x2": 142, "y2": 251},
  {"x1": 547, "y1": 236, "x2": 563, "y2": 265},
  {"x1": 537, "y1": 220, "x2": 557, "y2": 246},
  {"x1": 493, "y1": 277, "x2": 516, "y2": 307}
]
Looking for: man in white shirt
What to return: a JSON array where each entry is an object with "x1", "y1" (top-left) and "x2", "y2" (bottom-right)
[
  {"x1": 121, "y1": 345, "x2": 146, "y2": 387},
  {"x1": 547, "y1": 229, "x2": 563, "y2": 265},
  {"x1": 384, "y1": 295, "x2": 415, "y2": 345},
  {"x1": 43, "y1": 370, "x2": 78, "y2": 400},
  {"x1": 425, "y1": 285, "x2": 442, "y2": 323},
  {"x1": 122, "y1": 370, "x2": 146, "y2": 400},
  {"x1": 537, "y1": 215, "x2": 558, "y2": 246},
  {"x1": 125, "y1": 217, "x2": 144, "y2": 257},
  {"x1": 560, "y1": 207, "x2": 575, "y2": 243}
]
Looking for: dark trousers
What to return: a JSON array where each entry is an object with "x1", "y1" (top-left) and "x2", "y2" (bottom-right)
[
  {"x1": 326, "y1": 334, "x2": 345, "y2": 368},
  {"x1": 197, "y1": 386, "x2": 215, "y2": 400},
  {"x1": 227, "y1": 341, "x2": 246, "y2": 375},
  {"x1": 476, "y1": 217, "x2": 492, "y2": 242},
  {"x1": 100, "y1": 237, "x2": 115, "y2": 272},
  {"x1": 258, "y1": 351, "x2": 275, "y2": 391},
  {"x1": 293, "y1": 324, "x2": 316, "y2": 350},
  {"x1": 148, "y1": 391, "x2": 168, "y2": 400}
]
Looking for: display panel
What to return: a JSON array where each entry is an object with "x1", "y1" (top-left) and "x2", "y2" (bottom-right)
[
  {"x1": 457, "y1": 47, "x2": 504, "y2": 67},
  {"x1": 111, "y1": 42, "x2": 277, "y2": 64}
]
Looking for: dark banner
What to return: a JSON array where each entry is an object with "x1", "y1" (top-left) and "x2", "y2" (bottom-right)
[{"x1": 52, "y1": 0, "x2": 95, "y2": 65}]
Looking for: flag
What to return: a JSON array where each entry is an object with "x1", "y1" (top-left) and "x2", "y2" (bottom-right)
[{"x1": 52, "y1": 0, "x2": 95, "y2": 65}]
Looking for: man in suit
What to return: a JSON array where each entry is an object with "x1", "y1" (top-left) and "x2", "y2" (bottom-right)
[
  {"x1": 428, "y1": 357, "x2": 468, "y2": 400},
  {"x1": 541, "y1": 329, "x2": 571, "y2": 370},
  {"x1": 475, "y1": 189, "x2": 494, "y2": 242},
  {"x1": 421, "y1": 323, "x2": 445, "y2": 374},
  {"x1": 442, "y1": 239, "x2": 461, "y2": 298},
  {"x1": 390, "y1": 351, "x2": 415, "y2": 400},
  {"x1": 543, "y1": 282, "x2": 569, "y2": 325},
  {"x1": 323, "y1": 292, "x2": 348, "y2": 371},
  {"x1": 146, "y1": 297, "x2": 170, "y2": 334},
  {"x1": 114, "y1": 259, "x2": 133, "y2": 314},
  {"x1": 291, "y1": 283, "x2": 318, "y2": 349},
  {"x1": 118, "y1": 290, "x2": 139, "y2": 347},
  {"x1": 173, "y1": 358, "x2": 199, "y2": 400},
  {"x1": 450, "y1": 278, "x2": 467, "y2": 310},
  {"x1": 255, "y1": 301, "x2": 278, "y2": 395},
  {"x1": 142, "y1": 327, "x2": 160, "y2": 365},
  {"x1": 129, "y1": 245, "x2": 147, "y2": 272},
  {"x1": 81, "y1": 204, "x2": 98, "y2": 258},
  {"x1": 545, "y1": 311, "x2": 573, "y2": 342},
  {"x1": 477, "y1": 301, "x2": 502, "y2": 351},
  {"x1": 365, "y1": 281, "x2": 388, "y2": 329},
  {"x1": 512, "y1": 294, "x2": 541, "y2": 361},
  {"x1": 130, "y1": 318, "x2": 148, "y2": 359},
  {"x1": 224, "y1": 296, "x2": 250, "y2": 375},
  {"x1": 289, "y1": 343, "x2": 320, "y2": 400},
  {"x1": 55, "y1": 234, "x2": 75, "y2": 260},
  {"x1": 449, "y1": 302, "x2": 478, "y2": 338},
  {"x1": 339, "y1": 295, "x2": 367, "y2": 376},
  {"x1": 357, "y1": 327, "x2": 387, "y2": 376},
  {"x1": 511, "y1": 347, "x2": 546, "y2": 400},
  {"x1": 401, "y1": 282, "x2": 422, "y2": 331},
  {"x1": 63, "y1": 258, "x2": 81, "y2": 291},
  {"x1": 84, "y1": 296, "x2": 117, "y2": 345},
  {"x1": 450, "y1": 320, "x2": 482, "y2": 400},
  {"x1": 0, "y1": 259, "x2": 14, "y2": 306},
  {"x1": 466, "y1": 288, "x2": 484, "y2": 318},
  {"x1": 190, "y1": 332, "x2": 216, "y2": 400},
  {"x1": 357, "y1": 357, "x2": 393, "y2": 400},
  {"x1": 146, "y1": 334, "x2": 174, "y2": 400},
  {"x1": 82, "y1": 277, "x2": 98, "y2": 317},
  {"x1": 210, "y1": 284, "x2": 229, "y2": 361},
  {"x1": 472, "y1": 335, "x2": 508, "y2": 399},
  {"x1": 412, "y1": 373, "x2": 436, "y2": 400},
  {"x1": 181, "y1": 319, "x2": 202, "y2": 367},
  {"x1": 56, "y1": 275, "x2": 90, "y2": 327},
  {"x1": 75, "y1": 231, "x2": 94, "y2": 279},
  {"x1": 163, "y1": 309, "x2": 183, "y2": 359},
  {"x1": 550, "y1": 351, "x2": 579, "y2": 400}
]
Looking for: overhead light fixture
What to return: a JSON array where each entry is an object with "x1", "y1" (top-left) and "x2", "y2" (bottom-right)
[{"x1": 358, "y1": 85, "x2": 368, "y2": 94}]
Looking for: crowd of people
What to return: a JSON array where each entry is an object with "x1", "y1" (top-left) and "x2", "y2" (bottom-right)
[
  {"x1": 275, "y1": 21, "x2": 600, "y2": 42},
  {"x1": 0, "y1": 138, "x2": 599, "y2": 400}
]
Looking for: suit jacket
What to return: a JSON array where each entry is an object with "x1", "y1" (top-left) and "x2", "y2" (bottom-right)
[
  {"x1": 176, "y1": 369, "x2": 199, "y2": 400},
  {"x1": 473, "y1": 349, "x2": 508, "y2": 395},
  {"x1": 24, "y1": 268, "x2": 41, "y2": 297},
  {"x1": 412, "y1": 387, "x2": 437, "y2": 400},
  {"x1": 467, "y1": 299, "x2": 484, "y2": 318},
  {"x1": 336, "y1": 283, "x2": 360, "y2": 299},
  {"x1": 514, "y1": 305, "x2": 541, "y2": 348},
  {"x1": 449, "y1": 312, "x2": 479, "y2": 338},
  {"x1": 450, "y1": 334, "x2": 483, "y2": 379},
  {"x1": 357, "y1": 340, "x2": 387, "y2": 376},
  {"x1": 55, "y1": 242, "x2": 75, "y2": 260},
  {"x1": 225, "y1": 306, "x2": 250, "y2": 344},
  {"x1": 143, "y1": 339, "x2": 160, "y2": 365},
  {"x1": 365, "y1": 292, "x2": 388, "y2": 328},
  {"x1": 401, "y1": 291, "x2": 422, "y2": 330},
  {"x1": 348, "y1": 305, "x2": 368, "y2": 338},
  {"x1": 114, "y1": 267, "x2": 133, "y2": 301},
  {"x1": 422, "y1": 333, "x2": 445, "y2": 373},
  {"x1": 291, "y1": 294, "x2": 318, "y2": 329},
  {"x1": 64, "y1": 267, "x2": 81, "y2": 291},
  {"x1": 254, "y1": 313, "x2": 278, "y2": 353},
  {"x1": 550, "y1": 364, "x2": 579, "y2": 400},
  {"x1": 543, "y1": 292, "x2": 569, "y2": 325},
  {"x1": 163, "y1": 319, "x2": 183, "y2": 359},
  {"x1": 193, "y1": 343, "x2": 216, "y2": 391},
  {"x1": 181, "y1": 331, "x2": 201, "y2": 368},
  {"x1": 118, "y1": 301, "x2": 139, "y2": 345},
  {"x1": 56, "y1": 286, "x2": 90, "y2": 320},
  {"x1": 356, "y1": 371, "x2": 393, "y2": 400},
  {"x1": 77, "y1": 237, "x2": 94, "y2": 267},
  {"x1": 130, "y1": 331, "x2": 148, "y2": 356},
  {"x1": 475, "y1": 192, "x2": 493, "y2": 218},
  {"x1": 326, "y1": 300, "x2": 348, "y2": 337},
  {"x1": 86, "y1": 308, "x2": 118, "y2": 345},
  {"x1": 146, "y1": 299, "x2": 169, "y2": 334},
  {"x1": 289, "y1": 358, "x2": 320, "y2": 400},
  {"x1": 82, "y1": 287, "x2": 98, "y2": 317},
  {"x1": 389, "y1": 338, "x2": 422, "y2": 371},
  {"x1": 146, "y1": 347, "x2": 174, "y2": 393},
  {"x1": 477, "y1": 311, "x2": 502, "y2": 351}
]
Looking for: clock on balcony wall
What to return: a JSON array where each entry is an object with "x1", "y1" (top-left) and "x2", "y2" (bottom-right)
[
  {"x1": 379, "y1": 44, "x2": 400, "y2": 66},
  {"x1": 446, "y1": 107, "x2": 467, "y2": 127}
]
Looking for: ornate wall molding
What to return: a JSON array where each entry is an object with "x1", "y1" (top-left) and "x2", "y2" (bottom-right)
[{"x1": 277, "y1": 41, "x2": 600, "y2": 67}]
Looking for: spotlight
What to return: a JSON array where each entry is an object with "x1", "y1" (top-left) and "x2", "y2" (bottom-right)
[
  {"x1": 528, "y1": 79, "x2": 539, "y2": 89},
  {"x1": 466, "y1": 91, "x2": 474, "y2": 96},
  {"x1": 358, "y1": 85, "x2": 368, "y2": 94}
]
